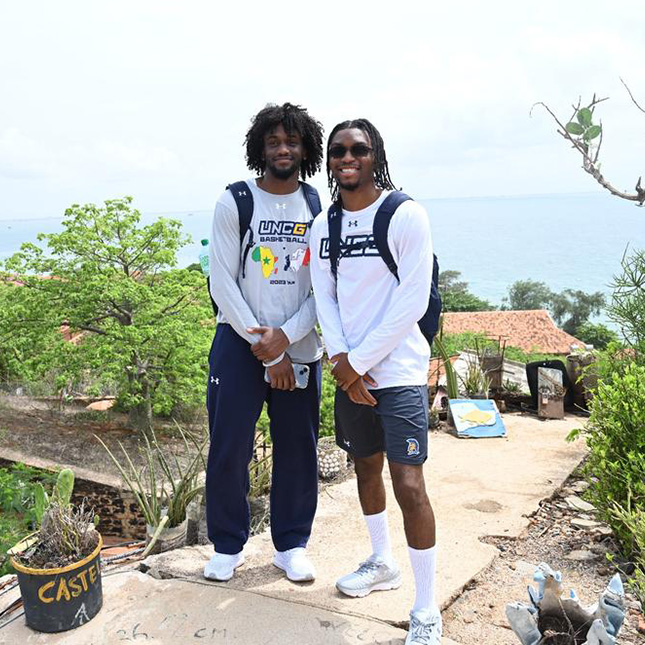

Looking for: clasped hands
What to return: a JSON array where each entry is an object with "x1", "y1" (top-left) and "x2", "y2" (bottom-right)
[
  {"x1": 330, "y1": 352, "x2": 377, "y2": 407},
  {"x1": 248, "y1": 326, "x2": 295, "y2": 391}
]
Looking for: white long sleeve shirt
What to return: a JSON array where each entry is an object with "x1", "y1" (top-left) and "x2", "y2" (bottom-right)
[
  {"x1": 309, "y1": 191, "x2": 432, "y2": 388},
  {"x1": 209, "y1": 178, "x2": 322, "y2": 364}
]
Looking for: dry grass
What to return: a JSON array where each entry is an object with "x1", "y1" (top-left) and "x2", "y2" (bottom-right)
[{"x1": 15, "y1": 501, "x2": 99, "y2": 569}]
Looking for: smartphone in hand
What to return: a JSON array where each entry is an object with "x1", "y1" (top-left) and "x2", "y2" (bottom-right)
[{"x1": 264, "y1": 363, "x2": 310, "y2": 389}]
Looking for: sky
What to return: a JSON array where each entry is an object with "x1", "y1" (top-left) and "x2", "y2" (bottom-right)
[{"x1": 1, "y1": 0, "x2": 644, "y2": 221}]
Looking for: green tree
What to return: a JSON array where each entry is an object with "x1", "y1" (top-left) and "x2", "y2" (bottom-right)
[
  {"x1": 502, "y1": 279, "x2": 553, "y2": 310},
  {"x1": 438, "y1": 270, "x2": 493, "y2": 312},
  {"x1": 1, "y1": 197, "x2": 214, "y2": 431},
  {"x1": 550, "y1": 289, "x2": 605, "y2": 335},
  {"x1": 574, "y1": 321, "x2": 619, "y2": 350},
  {"x1": 0, "y1": 281, "x2": 65, "y2": 387},
  {"x1": 503, "y1": 280, "x2": 606, "y2": 335},
  {"x1": 610, "y1": 248, "x2": 645, "y2": 352}
]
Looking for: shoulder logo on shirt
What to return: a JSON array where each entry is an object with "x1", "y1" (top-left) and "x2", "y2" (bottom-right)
[
  {"x1": 406, "y1": 438, "x2": 420, "y2": 456},
  {"x1": 252, "y1": 245, "x2": 279, "y2": 278}
]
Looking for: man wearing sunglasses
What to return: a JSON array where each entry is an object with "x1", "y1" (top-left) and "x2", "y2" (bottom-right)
[
  {"x1": 204, "y1": 103, "x2": 324, "y2": 584},
  {"x1": 309, "y1": 119, "x2": 441, "y2": 644}
]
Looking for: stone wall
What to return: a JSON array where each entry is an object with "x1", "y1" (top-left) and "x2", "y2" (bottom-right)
[{"x1": 71, "y1": 478, "x2": 146, "y2": 539}]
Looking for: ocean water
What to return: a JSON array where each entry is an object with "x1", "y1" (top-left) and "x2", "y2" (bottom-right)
[{"x1": 2, "y1": 192, "x2": 644, "y2": 311}]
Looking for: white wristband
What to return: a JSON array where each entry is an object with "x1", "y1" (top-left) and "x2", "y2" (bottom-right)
[{"x1": 263, "y1": 353, "x2": 285, "y2": 368}]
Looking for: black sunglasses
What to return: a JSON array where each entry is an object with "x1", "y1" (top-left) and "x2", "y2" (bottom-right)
[{"x1": 328, "y1": 144, "x2": 373, "y2": 159}]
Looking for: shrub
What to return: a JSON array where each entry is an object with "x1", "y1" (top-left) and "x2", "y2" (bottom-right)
[
  {"x1": 580, "y1": 363, "x2": 645, "y2": 526},
  {"x1": 573, "y1": 362, "x2": 645, "y2": 603},
  {"x1": 0, "y1": 464, "x2": 57, "y2": 575}
]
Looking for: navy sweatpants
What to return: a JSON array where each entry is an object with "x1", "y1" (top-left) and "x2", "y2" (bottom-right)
[{"x1": 205, "y1": 324, "x2": 321, "y2": 554}]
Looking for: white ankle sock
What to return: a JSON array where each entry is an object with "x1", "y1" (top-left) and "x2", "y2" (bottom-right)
[
  {"x1": 408, "y1": 544, "x2": 437, "y2": 612},
  {"x1": 364, "y1": 510, "x2": 393, "y2": 564}
]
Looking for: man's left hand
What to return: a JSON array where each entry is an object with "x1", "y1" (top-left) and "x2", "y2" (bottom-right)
[
  {"x1": 330, "y1": 352, "x2": 361, "y2": 391},
  {"x1": 248, "y1": 326, "x2": 290, "y2": 362}
]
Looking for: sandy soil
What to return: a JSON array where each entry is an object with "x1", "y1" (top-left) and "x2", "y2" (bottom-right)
[{"x1": 443, "y1": 469, "x2": 644, "y2": 644}]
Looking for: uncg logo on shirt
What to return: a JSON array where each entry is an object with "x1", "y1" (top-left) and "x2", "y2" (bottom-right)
[
  {"x1": 319, "y1": 235, "x2": 380, "y2": 259},
  {"x1": 259, "y1": 221, "x2": 308, "y2": 237}
]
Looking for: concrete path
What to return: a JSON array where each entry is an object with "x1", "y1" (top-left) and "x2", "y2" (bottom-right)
[{"x1": 0, "y1": 413, "x2": 586, "y2": 644}]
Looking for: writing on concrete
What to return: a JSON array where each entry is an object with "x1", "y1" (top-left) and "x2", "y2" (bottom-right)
[{"x1": 112, "y1": 612, "x2": 401, "y2": 643}]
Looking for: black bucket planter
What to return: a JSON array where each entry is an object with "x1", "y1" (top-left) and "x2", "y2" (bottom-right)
[{"x1": 11, "y1": 534, "x2": 103, "y2": 633}]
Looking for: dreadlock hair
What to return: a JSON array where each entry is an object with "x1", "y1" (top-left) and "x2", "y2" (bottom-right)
[
  {"x1": 326, "y1": 118, "x2": 397, "y2": 202},
  {"x1": 244, "y1": 103, "x2": 324, "y2": 180}
]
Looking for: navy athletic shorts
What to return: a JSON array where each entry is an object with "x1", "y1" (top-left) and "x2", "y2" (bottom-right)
[{"x1": 334, "y1": 385, "x2": 429, "y2": 465}]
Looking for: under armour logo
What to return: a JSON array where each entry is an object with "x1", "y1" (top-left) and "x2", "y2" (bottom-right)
[
  {"x1": 238, "y1": 191, "x2": 247, "y2": 197},
  {"x1": 348, "y1": 220, "x2": 358, "y2": 227},
  {"x1": 210, "y1": 377, "x2": 220, "y2": 385},
  {"x1": 343, "y1": 439, "x2": 351, "y2": 447},
  {"x1": 275, "y1": 203, "x2": 286, "y2": 210}
]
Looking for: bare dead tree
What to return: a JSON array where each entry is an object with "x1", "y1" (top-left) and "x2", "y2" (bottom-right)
[{"x1": 532, "y1": 83, "x2": 645, "y2": 206}]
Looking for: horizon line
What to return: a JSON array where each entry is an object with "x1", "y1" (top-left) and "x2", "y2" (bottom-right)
[{"x1": 0, "y1": 189, "x2": 612, "y2": 223}]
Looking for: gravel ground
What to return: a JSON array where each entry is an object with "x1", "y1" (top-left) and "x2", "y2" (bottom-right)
[{"x1": 443, "y1": 471, "x2": 644, "y2": 644}]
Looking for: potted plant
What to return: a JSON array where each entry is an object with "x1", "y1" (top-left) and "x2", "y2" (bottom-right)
[
  {"x1": 461, "y1": 358, "x2": 491, "y2": 399},
  {"x1": 96, "y1": 425, "x2": 206, "y2": 555},
  {"x1": 9, "y1": 468, "x2": 103, "y2": 633}
]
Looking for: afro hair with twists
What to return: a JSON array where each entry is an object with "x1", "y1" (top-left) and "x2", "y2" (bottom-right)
[
  {"x1": 326, "y1": 118, "x2": 397, "y2": 202},
  {"x1": 245, "y1": 103, "x2": 324, "y2": 180}
]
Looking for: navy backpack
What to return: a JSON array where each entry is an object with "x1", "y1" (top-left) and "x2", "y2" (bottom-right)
[
  {"x1": 327, "y1": 191, "x2": 442, "y2": 344},
  {"x1": 207, "y1": 180, "x2": 322, "y2": 316}
]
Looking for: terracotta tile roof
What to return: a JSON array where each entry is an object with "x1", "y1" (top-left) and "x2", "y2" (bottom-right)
[{"x1": 441, "y1": 310, "x2": 585, "y2": 355}]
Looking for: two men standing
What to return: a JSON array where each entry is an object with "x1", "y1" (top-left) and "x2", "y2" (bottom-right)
[{"x1": 205, "y1": 104, "x2": 441, "y2": 644}]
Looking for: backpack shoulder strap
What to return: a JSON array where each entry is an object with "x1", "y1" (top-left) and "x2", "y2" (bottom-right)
[
  {"x1": 373, "y1": 191, "x2": 413, "y2": 281},
  {"x1": 226, "y1": 181, "x2": 254, "y2": 245},
  {"x1": 299, "y1": 182, "x2": 322, "y2": 218},
  {"x1": 327, "y1": 201, "x2": 343, "y2": 280}
]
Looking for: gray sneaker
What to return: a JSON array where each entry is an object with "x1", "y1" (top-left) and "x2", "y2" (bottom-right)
[
  {"x1": 335, "y1": 555, "x2": 401, "y2": 598},
  {"x1": 405, "y1": 607, "x2": 442, "y2": 645}
]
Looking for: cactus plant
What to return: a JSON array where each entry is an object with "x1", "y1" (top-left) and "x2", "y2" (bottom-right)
[{"x1": 52, "y1": 468, "x2": 75, "y2": 507}]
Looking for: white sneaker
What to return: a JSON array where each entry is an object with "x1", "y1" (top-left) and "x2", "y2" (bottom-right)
[
  {"x1": 273, "y1": 547, "x2": 316, "y2": 582},
  {"x1": 336, "y1": 554, "x2": 401, "y2": 597},
  {"x1": 405, "y1": 607, "x2": 442, "y2": 645},
  {"x1": 203, "y1": 551, "x2": 244, "y2": 581}
]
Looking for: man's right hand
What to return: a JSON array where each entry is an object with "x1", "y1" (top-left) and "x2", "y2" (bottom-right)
[
  {"x1": 267, "y1": 355, "x2": 295, "y2": 391},
  {"x1": 346, "y1": 373, "x2": 378, "y2": 406}
]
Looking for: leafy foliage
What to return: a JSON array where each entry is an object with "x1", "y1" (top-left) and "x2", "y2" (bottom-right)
[
  {"x1": 575, "y1": 321, "x2": 619, "y2": 350},
  {"x1": 550, "y1": 289, "x2": 606, "y2": 335},
  {"x1": 503, "y1": 279, "x2": 553, "y2": 311},
  {"x1": 432, "y1": 331, "x2": 560, "y2": 365},
  {"x1": 0, "y1": 198, "x2": 214, "y2": 430},
  {"x1": 569, "y1": 250, "x2": 645, "y2": 604},
  {"x1": 610, "y1": 248, "x2": 645, "y2": 353},
  {"x1": 503, "y1": 280, "x2": 606, "y2": 336},
  {"x1": 438, "y1": 270, "x2": 494, "y2": 312},
  {"x1": 574, "y1": 363, "x2": 645, "y2": 605},
  {"x1": 96, "y1": 425, "x2": 206, "y2": 528},
  {"x1": 0, "y1": 464, "x2": 57, "y2": 575}
]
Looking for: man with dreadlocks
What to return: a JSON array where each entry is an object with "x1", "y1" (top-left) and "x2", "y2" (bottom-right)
[
  {"x1": 204, "y1": 103, "x2": 324, "y2": 584},
  {"x1": 309, "y1": 119, "x2": 442, "y2": 644}
]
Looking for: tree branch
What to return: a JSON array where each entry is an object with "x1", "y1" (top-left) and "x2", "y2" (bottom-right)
[
  {"x1": 620, "y1": 77, "x2": 645, "y2": 114},
  {"x1": 533, "y1": 97, "x2": 645, "y2": 206}
]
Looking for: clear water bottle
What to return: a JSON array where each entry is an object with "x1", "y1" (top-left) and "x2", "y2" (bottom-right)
[{"x1": 199, "y1": 239, "x2": 209, "y2": 276}]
